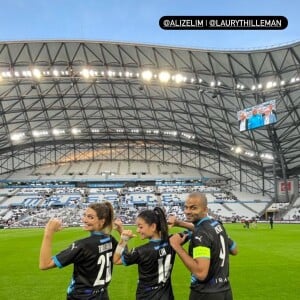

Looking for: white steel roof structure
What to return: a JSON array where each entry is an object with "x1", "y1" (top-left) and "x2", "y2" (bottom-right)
[{"x1": 0, "y1": 40, "x2": 299, "y2": 195}]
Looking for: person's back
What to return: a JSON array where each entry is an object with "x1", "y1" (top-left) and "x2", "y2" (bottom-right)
[
  {"x1": 189, "y1": 218, "x2": 233, "y2": 294},
  {"x1": 123, "y1": 239, "x2": 175, "y2": 300},
  {"x1": 55, "y1": 233, "x2": 117, "y2": 297},
  {"x1": 114, "y1": 207, "x2": 176, "y2": 300}
]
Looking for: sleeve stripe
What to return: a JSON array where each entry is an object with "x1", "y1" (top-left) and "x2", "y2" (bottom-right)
[
  {"x1": 121, "y1": 254, "x2": 128, "y2": 266},
  {"x1": 229, "y1": 241, "x2": 237, "y2": 251},
  {"x1": 52, "y1": 255, "x2": 63, "y2": 268}
]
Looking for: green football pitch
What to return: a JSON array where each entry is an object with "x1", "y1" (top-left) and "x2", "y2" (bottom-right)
[{"x1": 0, "y1": 223, "x2": 299, "y2": 300}]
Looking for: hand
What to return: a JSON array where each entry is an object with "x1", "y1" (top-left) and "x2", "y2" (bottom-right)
[
  {"x1": 169, "y1": 233, "x2": 187, "y2": 250},
  {"x1": 167, "y1": 215, "x2": 178, "y2": 228},
  {"x1": 45, "y1": 218, "x2": 63, "y2": 234},
  {"x1": 114, "y1": 218, "x2": 124, "y2": 234},
  {"x1": 121, "y1": 229, "x2": 136, "y2": 241}
]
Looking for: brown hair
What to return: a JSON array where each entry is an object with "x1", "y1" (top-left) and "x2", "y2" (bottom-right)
[{"x1": 89, "y1": 202, "x2": 114, "y2": 233}]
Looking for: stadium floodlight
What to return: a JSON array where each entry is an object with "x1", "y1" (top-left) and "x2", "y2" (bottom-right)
[
  {"x1": 245, "y1": 151, "x2": 255, "y2": 157},
  {"x1": 81, "y1": 69, "x2": 90, "y2": 78},
  {"x1": 71, "y1": 128, "x2": 81, "y2": 135},
  {"x1": 11, "y1": 132, "x2": 25, "y2": 141},
  {"x1": 107, "y1": 70, "x2": 115, "y2": 77},
  {"x1": 91, "y1": 128, "x2": 100, "y2": 133},
  {"x1": 235, "y1": 146, "x2": 242, "y2": 154},
  {"x1": 266, "y1": 81, "x2": 273, "y2": 89},
  {"x1": 260, "y1": 153, "x2": 274, "y2": 160},
  {"x1": 32, "y1": 69, "x2": 41, "y2": 78},
  {"x1": 52, "y1": 70, "x2": 59, "y2": 77},
  {"x1": 164, "y1": 130, "x2": 178, "y2": 136},
  {"x1": 52, "y1": 128, "x2": 65, "y2": 136},
  {"x1": 173, "y1": 74, "x2": 184, "y2": 84},
  {"x1": 141, "y1": 70, "x2": 153, "y2": 81},
  {"x1": 280, "y1": 80, "x2": 285, "y2": 86},
  {"x1": 158, "y1": 71, "x2": 171, "y2": 83},
  {"x1": 181, "y1": 132, "x2": 195, "y2": 139},
  {"x1": 22, "y1": 70, "x2": 32, "y2": 77},
  {"x1": 32, "y1": 130, "x2": 48, "y2": 137}
]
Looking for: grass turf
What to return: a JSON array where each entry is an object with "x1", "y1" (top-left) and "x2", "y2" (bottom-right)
[{"x1": 0, "y1": 223, "x2": 299, "y2": 300}]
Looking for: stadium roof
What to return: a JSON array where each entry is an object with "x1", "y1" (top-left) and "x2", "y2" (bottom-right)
[{"x1": 0, "y1": 40, "x2": 299, "y2": 185}]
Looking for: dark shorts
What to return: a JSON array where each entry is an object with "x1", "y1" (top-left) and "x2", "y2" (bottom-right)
[
  {"x1": 67, "y1": 288, "x2": 109, "y2": 300},
  {"x1": 189, "y1": 289, "x2": 233, "y2": 300},
  {"x1": 136, "y1": 282, "x2": 174, "y2": 300}
]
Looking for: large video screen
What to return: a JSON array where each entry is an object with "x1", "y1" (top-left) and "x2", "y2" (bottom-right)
[{"x1": 237, "y1": 100, "x2": 277, "y2": 132}]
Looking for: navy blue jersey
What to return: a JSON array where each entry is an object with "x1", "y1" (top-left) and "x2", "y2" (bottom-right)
[
  {"x1": 53, "y1": 232, "x2": 117, "y2": 299},
  {"x1": 122, "y1": 239, "x2": 176, "y2": 300},
  {"x1": 189, "y1": 217, "x2": 236, "y2": 294}
]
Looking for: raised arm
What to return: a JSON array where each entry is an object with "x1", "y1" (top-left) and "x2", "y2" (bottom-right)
[
  {"x1": 39, "y1": 218, "x2": 62, "y2": 270},
  {"x1": 113, "y1": 229, "x2": 135, "y2": 264},
  {"x1": 113, "y1": 218, "x2": 124, "y2": 235},
  {"x1": 168, "y1": 215, "x2": 195, "y2": 231}
]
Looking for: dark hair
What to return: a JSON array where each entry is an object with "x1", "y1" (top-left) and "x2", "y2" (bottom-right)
[
  {"x1": 188, "y1": 192, "x2": 208, "y2": 208},
  {"x1": 89, "y1": 202, "x2": 114, "y2": 233},
  {"x1": 138, "y1": 207, "x2": 169, "y2": 241}
]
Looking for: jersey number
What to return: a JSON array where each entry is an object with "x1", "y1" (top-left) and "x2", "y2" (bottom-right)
[
  {"x1": 93, "y1": 252, "x2": 112, "y2": 286},
  {"x1": 219, "y1": 235, "x2": 226, "y2": 267},
  {"x1": 158, "y1": 254, "x2": 172, "y2": 283}
]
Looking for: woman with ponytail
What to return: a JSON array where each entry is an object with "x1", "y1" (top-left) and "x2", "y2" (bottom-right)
[
  {"x1": 39, "y1": 202, "x2": 120, "y2": 300},
  {"x1": 114, "y1": 207, "x2": 176, "y2": 300}
]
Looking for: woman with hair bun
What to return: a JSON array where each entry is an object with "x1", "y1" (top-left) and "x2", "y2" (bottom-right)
[
  {"x1": 39, "y1": 202, "x2": 120, "y2": 300},
  {"x1": 114, "y1": 207, "x2": 176, "y2": 300}
]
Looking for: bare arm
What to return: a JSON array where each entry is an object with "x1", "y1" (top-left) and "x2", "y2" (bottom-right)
[
  {"x1": 113, "y1": 218, "x2": 124, "y2": 235},
  {"x1": 39, "y1": 218, "x2": 62, "y2": 270},
  {"x1": 169, "y1": 233, "x2": 210, "y2": 281},
  {"x1": 168, "y1": 215, "x2": 195, "y2": 231},
  {"x1": 113, "y1": 229, "x2": 135, "y2": 264}
]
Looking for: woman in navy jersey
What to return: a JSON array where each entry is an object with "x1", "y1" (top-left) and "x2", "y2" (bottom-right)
[
  {"x1": 114, "y1": 207, "x2": 176, "y2": 300},
  {"x1": 39, "y1": 202, "x2": 120, "y2": 300}
]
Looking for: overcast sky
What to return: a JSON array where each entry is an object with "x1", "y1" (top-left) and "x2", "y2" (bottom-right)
[{"x1": 1, "y1": 0, "x2": 299, "y2": 49}]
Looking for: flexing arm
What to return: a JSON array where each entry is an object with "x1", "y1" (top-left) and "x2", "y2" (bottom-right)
[
  {"x1": 169, "y1": 233, "x2": 210, "y2": 281},
  {"x1": 39, "y1": 218, "x2": 62, "y2": 270},
  {"x1": 113, "y1": 229, "x2": 135, "y2": 264},
  {"x1": 113, "y1": 218, "x2": 124, "y2": 235}
]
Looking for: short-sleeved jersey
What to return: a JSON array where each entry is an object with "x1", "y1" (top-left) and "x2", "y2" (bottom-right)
[
  {"x1": 122, "y1": 239, "x2": 176, "y2": 300},
  {"x1": 189, "y1": 217, "x2": 236, "y2": 294},
  {"x1": 53, "y1": 232, "x2": 118, "y2": 299}
]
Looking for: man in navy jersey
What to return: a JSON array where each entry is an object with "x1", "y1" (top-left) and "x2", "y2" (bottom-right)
[{"x1": 170, "y1": 192, "x2": 238, "y2": 300}]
